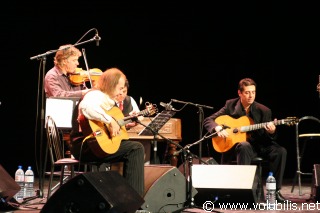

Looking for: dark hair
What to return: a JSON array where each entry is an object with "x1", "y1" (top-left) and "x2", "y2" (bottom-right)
[
  {"x1": 125, "y1": 79, "x2": 129, "y2": 89},
  {"x1": 238, "y1": 78, "x2": 256, "y2": 92}
]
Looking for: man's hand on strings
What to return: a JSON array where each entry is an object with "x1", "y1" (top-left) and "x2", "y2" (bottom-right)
[
  {"x1": 215, "y1": 125, "x2": 229, "y2": 138},
  {"x1": 110, "y1": 119, "x2": 121, "y2": 137},
  {"x1": 264, "y1": 119, "x2": 276, "y2": 134}
]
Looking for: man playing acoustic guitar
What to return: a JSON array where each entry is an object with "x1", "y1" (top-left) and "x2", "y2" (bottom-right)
[
  {"x1": 203, "y1": 78, "x2": 288, "y2": 203},
  {"x1": 70, "y1": 68, "x2": 145, "y2": 197}
]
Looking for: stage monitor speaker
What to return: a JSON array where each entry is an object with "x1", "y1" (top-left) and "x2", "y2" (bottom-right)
[
  {"x1": 312, "y1": 164, "x2": 320, "y2": 202},
  {"x1": 192, "y1": 165, "x2": 258, "y2": 207},
  {"x1": 41, "y1": 171, "x2": 144, "y2": 213},
  {"x1": 0, "y1": 164, "x2": 20, "y2": 202},
  {"x1": 141, "y1": 165, "x2": 198, "y2": 213}
]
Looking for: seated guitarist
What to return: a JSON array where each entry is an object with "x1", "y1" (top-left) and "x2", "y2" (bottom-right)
[
  {"x1": 70, "y1": 67, "x2": 145, "y2": 197},
  {"x1": 203, "y1": 78, "x2": 287, "y2": 203},
  {"x1": 114, "y1": 78, "x2": 143, "y2": 130}
]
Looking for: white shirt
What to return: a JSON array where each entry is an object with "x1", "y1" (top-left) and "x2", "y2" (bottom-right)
[
  {"x1": 130, "y1": 97, "x2": 140, "y2": 112},
  {"x1": 79, "y1": 90, "x2": 115, "y2": 124}
]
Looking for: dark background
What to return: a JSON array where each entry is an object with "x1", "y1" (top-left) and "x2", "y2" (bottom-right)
[{"x1": 1, "y1": 2, "x2": 319, "y2": 180}]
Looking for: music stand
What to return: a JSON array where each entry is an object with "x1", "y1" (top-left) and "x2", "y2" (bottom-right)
[
  {"x1": 138, "y1": 110, "x2": 176, "y2": 164},
  {"x1": 45, "y1": 97, "x2": 80, "y2": 130}
]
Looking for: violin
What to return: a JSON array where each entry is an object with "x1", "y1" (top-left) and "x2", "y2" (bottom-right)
[{"x1": 69, "y1": 68, "x2": 102, "y2": 86}]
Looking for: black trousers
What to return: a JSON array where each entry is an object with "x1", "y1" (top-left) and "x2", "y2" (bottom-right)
[
  {"x1": 221, "y1": 141, "x2": 287, "y2": 190},
  {"x1": 71, "y1": 137, "x2": 145, "y2": 197}
]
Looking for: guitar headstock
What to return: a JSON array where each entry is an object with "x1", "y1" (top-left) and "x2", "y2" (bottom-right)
[
  {"x1": 141, "y1": 102, "x2": 158, "y2": 117},
  {"x1": 284, "y1": 117, "x2": 299, "y2": 126}
]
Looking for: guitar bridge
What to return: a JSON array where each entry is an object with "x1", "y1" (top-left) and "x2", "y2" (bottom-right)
[{"x1": 93, "y1": 130, "x2": 102, "y2": 136}]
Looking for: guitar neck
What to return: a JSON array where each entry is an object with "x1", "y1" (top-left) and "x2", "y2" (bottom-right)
[
  {"x1": 240, "y1": 119, "x2": 285, "y2": 133},
  {"x1": 120, "y1": 108, "x2": 150, "y2": 126}
]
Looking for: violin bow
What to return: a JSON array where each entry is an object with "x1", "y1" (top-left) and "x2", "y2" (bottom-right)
[{"x1": 81, "y1": 48, "x2": 94, "y2": 88}]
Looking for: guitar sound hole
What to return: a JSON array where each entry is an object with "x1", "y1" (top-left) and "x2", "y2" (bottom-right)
[{"x1": 233, "y1": 128, "x2": 238, "y2": 133}]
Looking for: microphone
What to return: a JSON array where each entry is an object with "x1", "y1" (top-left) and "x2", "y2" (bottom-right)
[
  {"x1": 173, "y1": 149, "x2": 183, "y2": 156},
  {"x1": 117, "y1": 116, "x2": 135, "y2": 126},
  {"x1": 160, "y1": 102, "x2": 174, "y2": 110},
  {"x1": 171, "y1": 99, "x2": 187, "y2": 104},
  {"x1": 117, "y1": 120, "x2": 126, "y2": 126},
  {"x1": 94, "y1": 31, "x2": 101, "y2": 46}
]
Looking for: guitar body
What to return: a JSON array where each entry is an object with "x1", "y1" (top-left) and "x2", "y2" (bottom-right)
[
  {"x1": 211, "y1": 115, "x2": 297, "y2": 153},
  {"x1": 212, "y1": 115, "x2": 253, "y2": 153},
  {"x1": 85, "y1": 102, "x2": 157, "y2": 158},
  {"x1": 88, "y1": 107, "x2": 129, "y2": 157}
]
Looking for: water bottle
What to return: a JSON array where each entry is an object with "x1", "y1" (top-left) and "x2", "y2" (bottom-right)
[
  {"x1": 266, "y1": 171, "x2": 276, "y2": 209},
  {"x1": 24, "y1": 166, "x2": 34, "y2": 198},
  {"x1": 14, "y1": 165, "x2": 24, "y2": 201}
]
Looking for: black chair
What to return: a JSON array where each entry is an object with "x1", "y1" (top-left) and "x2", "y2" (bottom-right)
[
  {"x1": 291, "y1": 116, "x2": 320, "y2": 196},
  {"x1": 251, "y1": 157, "x2": 266, "y2": 202},
  {"x1": 45, "y1": 116, "x2": 81, "y2": 198},
  {"x1": 231, "y1": 156, "x2": 266, "y2": 202},
  {"x1": 44, "y1": 116, "x2": 104, "y2": 198}
]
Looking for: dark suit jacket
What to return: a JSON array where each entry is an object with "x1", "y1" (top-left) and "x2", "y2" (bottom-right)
[
  {"x1": 203, "y1": 97, "x2": 278, "y2": 149},
  {"x1": 122, "y1": 95, "x2": 134, "y2": 116}
]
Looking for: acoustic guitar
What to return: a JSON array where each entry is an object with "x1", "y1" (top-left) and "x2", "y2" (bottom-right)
[
  {"x1": 87, "y1": 102, "x2": 157, "y2": 157},
  {"x1": 211, "y1": 115, "x2": 297, "y2": 153}
]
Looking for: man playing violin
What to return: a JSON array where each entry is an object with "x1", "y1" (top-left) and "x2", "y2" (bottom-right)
[
  {"x1": 44, "y1": 44, "x2": 90, "y2": 98},
  {"x1": 44, "y1": 44, "x2": 92, "y2": 166}
]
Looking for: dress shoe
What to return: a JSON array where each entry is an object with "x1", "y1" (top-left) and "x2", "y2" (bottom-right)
[{"x1": 275, "y1": 190, "x2": 287, "y2": 203}]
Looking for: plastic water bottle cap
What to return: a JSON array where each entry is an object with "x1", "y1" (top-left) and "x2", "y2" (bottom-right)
[
  {"x1": 18, "y1": 165, "x2": 22, "y2": 169},
  {"x1": 269, "y1": 172, "x2": 273, "y2": 176}
]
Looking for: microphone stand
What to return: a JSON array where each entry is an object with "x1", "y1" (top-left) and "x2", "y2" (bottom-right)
[
  {"x1": 317, "y1": 75, "x2": 320, "y2": 99},
  {"x1": 171, "y1": 99, "x2": 214, "y2": 163},
  {"x1": 29, "y1": 31, "x2": 98, "y2": 203},
  {"x1": 175, "y1": 127, "x2": 227, "y2": 213}
]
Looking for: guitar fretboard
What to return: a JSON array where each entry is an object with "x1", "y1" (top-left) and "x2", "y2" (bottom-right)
[{"x1": 240, "y1": 119, "x2": 288, "y2": 132}]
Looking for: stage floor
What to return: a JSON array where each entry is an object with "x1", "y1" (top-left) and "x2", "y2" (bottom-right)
[{"x1": 2, "y1": 176, "x2": 317, "y2": 213}]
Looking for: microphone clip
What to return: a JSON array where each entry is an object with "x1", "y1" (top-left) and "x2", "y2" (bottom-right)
[
  {"x1": 160, "y1": 101, "x2": 175, "y2": 111},
  {"x1": 94, "y1": 30, "x2": 101, "y2": 46},
  {"x1": 94, "y1": 34, "x2": 101, "y2": 41}
]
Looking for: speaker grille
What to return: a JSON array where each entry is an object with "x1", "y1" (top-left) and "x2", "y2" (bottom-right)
[
  {"x1": 41, "y1": 171, "x2": 144, "y2": 213},
  {"x1": 0, "y1": 164, "x2": 20, "y2": 202},
  {"x1": 142, "y1": 165, "x2": 197, "y2": 213}
]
